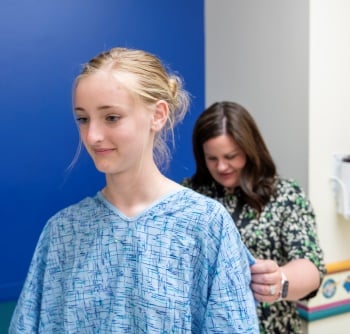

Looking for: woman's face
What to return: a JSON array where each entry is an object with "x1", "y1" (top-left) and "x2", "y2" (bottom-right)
[
  {"x1": 73, "y1": 71, "x2": 154, "y2": 176},
  {"x1": 203, "y1": 134, "x2": 247, "y2": 191}
]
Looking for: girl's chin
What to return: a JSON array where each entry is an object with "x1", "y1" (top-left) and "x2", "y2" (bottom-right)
[{"x1": 93, "y1": 163, "x2": 111, "y2": 174}]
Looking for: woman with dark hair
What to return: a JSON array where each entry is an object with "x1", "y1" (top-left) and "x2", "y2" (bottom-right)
[{"x1": 182, "y1": 101, "x2": 326, "y2": 334}]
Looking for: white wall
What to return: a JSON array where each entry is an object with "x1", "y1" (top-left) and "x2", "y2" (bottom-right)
[
  {"x1": 309, "y1": 1, "x2": 350, "y2": 331},
  {"x1": 206, "y1": 0, "x2": 350, "y2": 333},
  {"x1": 205, "y1": 0, "x2": 309, "y2": 191},
  {"x1": 309, "y1": 0, "x2": 350, "y2": 262}
]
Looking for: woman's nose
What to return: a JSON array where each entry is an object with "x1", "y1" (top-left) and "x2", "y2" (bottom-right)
[{"x1": 217, "y1": 159, "x2": 228, "y2": 171}]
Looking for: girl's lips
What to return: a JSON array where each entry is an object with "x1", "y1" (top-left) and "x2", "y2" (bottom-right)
[{"x1": 94, "y1": 148, "x2": 115, "y2": 154}]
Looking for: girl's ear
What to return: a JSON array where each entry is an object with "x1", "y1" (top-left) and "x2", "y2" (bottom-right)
[{"x1": 151, "y1": 100, "x2": 169, "y2": 131}]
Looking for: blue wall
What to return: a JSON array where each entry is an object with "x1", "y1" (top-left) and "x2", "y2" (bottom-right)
[{"x1": 0, "y1": 0, "x2": 204, "y2": 302}]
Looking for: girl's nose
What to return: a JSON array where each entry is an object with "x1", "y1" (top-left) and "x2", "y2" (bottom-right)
[{"x1": 86, "y1": 122, "x2": 104, "y2": 144}]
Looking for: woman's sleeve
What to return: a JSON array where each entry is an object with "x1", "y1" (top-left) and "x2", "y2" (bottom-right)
[
  {"x1": 281, "y1": 181, "x2": 326, "y2": 296},
  {"x1": 180, "y1": 177, "x2": 192, "y2": 188},
  {"x1": 202, "y1": 207, "x2": 259, "y2": 333},
  {"x1": 9, "y1": 223, "x2": 51, "y2": 333}
]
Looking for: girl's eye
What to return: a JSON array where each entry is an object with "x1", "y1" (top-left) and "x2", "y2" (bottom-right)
[
  {"x1": 106, "y1": 115, "x2": 120, "y2": 122},
  {"x1": 76, "y1": 116, "x2": 88, "y2": 124}
]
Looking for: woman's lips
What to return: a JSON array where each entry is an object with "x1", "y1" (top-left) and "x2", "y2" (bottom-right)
[{"x1": 219, "y1": 172, "x2": 234, "y2": 178}]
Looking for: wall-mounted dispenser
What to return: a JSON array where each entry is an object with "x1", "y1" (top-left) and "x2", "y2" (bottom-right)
[{"x1": 331, "y1": 154, "x2": 350, "y2": 219}]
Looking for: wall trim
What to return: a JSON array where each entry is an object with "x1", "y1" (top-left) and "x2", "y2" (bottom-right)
[{"x1": 297, "y1": 260, "x2": 350, "y2": 321}]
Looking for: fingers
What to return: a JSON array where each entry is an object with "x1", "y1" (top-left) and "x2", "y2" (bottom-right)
[
  {"x1": 250, "y1": 259, "x2": 283, "y2": 303},
  {"x1": 250, "y1": 259, "x2": 280, "y2": 285},
  {"x1": 251, "y1": 282, "x2": 280, "y2": 303},
  {"x1": 269, "y1": 285, "x2": 276, "y2": 296},
  {"x1": 251, "y1": 282, "x2": 280, "y2": 297},
  {"x1": 250, "y1": 259, "x2": 279, "y2": 274}
]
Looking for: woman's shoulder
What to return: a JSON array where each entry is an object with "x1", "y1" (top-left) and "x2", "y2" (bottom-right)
[
  {"x1": 180, "y1": 177, "x2": 194, "y2": 188},
  {"x1": 276, "y1": 178, "x2": 307, "y2": 195},
  {"x1": 181, "y1": 177, "x2": 219, "y2": 197},
  {"x1": 274, "y1": 178, "x2": 312, "y2": 208}
]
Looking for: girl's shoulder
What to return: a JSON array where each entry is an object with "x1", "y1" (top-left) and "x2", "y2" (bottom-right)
[
  {"x1": 43, "y1": 194, "x2": 103, "y2": 237},
  {"x1": 175, "y1": 187, "x2": 233, "y2": 224},
  {"x1": 49, "y1": 194, "x2": 101, "y2": 221},
  {"x1": 174, "y1": 186, "x2": 222, "y2": 209}
]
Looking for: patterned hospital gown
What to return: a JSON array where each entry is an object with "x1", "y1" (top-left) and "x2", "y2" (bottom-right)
[
  {"x1": 182, "y1": 178, "x2": 326, "y2": 334},
  {"x1": 9, "y1": 188, "x2": 259, "y2": 333}
]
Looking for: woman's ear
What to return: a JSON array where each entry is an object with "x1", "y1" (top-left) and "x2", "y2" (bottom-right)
[{"x1": 151, "y1": 100, "x2": 168, "y2": 131}]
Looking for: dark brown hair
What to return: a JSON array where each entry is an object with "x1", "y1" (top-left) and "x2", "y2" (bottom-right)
[{"x1": 191, "y1": 101, "x2": 277, "y2": 213}]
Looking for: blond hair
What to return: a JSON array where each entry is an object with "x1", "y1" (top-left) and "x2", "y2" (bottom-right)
[{"x1": 74, "y1": 47, "x2": 190, "y2": 170}]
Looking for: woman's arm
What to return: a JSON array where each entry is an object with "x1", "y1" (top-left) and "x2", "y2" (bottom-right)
[
  {"x1": 250, "y1": 258, "x2": 321, "y2": 303},
  {"x1": 250, "y1": 180, "x2": 325, "y2": 303}
]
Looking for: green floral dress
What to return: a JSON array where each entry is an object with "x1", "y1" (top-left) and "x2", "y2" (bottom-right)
[{"x1": 181, "y1": 177, "x2": 326, "y2": 334}]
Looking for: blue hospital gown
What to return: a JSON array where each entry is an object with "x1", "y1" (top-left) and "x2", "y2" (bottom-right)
[{"x1": 9, "y1": 188, "x2": 259, "y2": 333}]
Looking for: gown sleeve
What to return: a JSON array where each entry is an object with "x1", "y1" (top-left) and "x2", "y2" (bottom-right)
[
  {"x1": 9, "y1": 222, "x2": 51, "y2": 334},
  {"x1": 202, "y1": 205, "x2": 259, "y2": 333}
]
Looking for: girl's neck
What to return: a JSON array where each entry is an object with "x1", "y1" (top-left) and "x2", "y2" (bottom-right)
[{"x1": 102, "y1": 167, "x2": 181, "y2": 217}]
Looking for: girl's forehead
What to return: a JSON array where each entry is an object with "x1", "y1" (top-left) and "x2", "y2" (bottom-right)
[
  {"x1": 77, "y1": 69, "x2": 138, "y2": 90},
  {"x1": 74, "y1": 73, "x2": 138, "y2": 109},
  {"x1": 76, "y1": 72, "x2": 136, "y2": 97}
]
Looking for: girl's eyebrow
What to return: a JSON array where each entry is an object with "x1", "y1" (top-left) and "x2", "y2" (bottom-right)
[
  {"x1": 97, "y1": 105, "x2": 119, "y2": 111},
  {"x1": 74, "y1": 105, "x2": 120, "y2": 112}
]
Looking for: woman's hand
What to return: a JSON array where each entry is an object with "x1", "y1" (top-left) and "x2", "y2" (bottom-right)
[
  {"x1": 250, "y1": 259, "x2": 283, "y2": 303},
  {"x1": 250, "y1": 258, "x2": 321, "y2": 303}
]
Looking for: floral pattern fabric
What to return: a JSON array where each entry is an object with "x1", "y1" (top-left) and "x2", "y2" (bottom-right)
[{"x1": 182, "y1": 178, "x2": 326, "y2": 334}]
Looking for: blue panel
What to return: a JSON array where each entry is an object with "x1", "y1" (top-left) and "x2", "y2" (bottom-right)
[{"x1": 0, "y1": 0, "x2": 204, "y2": 301}]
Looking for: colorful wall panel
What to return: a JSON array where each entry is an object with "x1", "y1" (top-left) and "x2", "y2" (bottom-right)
[{"x1": 298, "y1": 260, "x2": 350, "y2": 321}]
